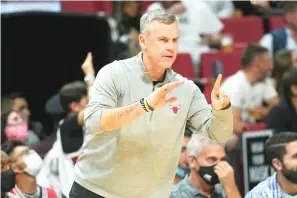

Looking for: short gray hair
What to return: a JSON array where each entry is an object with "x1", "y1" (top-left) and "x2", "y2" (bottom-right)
[
  {"x1": 140, "y1": 9, "x2": 177, "y2": 34},
  {"x1": 187, "y1": 135, "x2": 220, "y2": 158}
]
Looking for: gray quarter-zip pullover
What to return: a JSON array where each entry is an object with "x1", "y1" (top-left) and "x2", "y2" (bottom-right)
[{"x1": 74, "y1": 52, "x2": 233, "y2": 198}]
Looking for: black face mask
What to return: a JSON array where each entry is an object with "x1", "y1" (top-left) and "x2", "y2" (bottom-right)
[
  {"x1": 198, "y1": 164, "x2": 219, "y2": 186},
  {"x1": 282, "y1": 165, "x2": 297, "y2": 184},
  {"x1": 1, "y1": 168, "x2": 16, "y2": 192}
]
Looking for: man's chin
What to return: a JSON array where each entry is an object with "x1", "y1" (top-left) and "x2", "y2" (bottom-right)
[{"x1": 160, "y1": 62, "x2": 173, "y2": 69}]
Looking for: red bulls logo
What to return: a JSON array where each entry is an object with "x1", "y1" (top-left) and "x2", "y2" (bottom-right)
[{"x1": 169, "y1": 104, "x2": 181, "y2": 114}]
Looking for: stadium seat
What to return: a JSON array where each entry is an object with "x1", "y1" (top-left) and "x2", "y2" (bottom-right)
[
  {"x1": 172, "y1": 53, "x2": 196, "y2": 81},
  {"x1": 200, "y1": 51, "x2": 242, "y2": 78},
  {"x1": 61, "y1": 1, "x2": 112, "y2": 15},
  {"x1": 269, "y1": 15, "x2": 284, "y2": 31},
  {"x1": 221, "y1": 17, "x2": 264, "y2": 43},
  {"x1": 244, "y1": 122, "x2": 267, "y2": 132}
]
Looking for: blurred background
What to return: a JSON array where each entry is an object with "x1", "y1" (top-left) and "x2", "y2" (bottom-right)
[{"x1": 1, "y1": 0, "x2": 297, "y2": 197}]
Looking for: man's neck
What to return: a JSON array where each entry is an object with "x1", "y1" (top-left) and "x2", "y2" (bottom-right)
[
  {"x1": 277, "y1": 172, "x2": 297, "y2": 195},
  {"x1": 16, "y1": 174, "x2": 38, "y2": 195},
  {"x1": 291, "y1": 97, "x2": 297, "y2": 112},
  {"x1": 243, "y1": 69, "x2": 259, "y2": 85},
  {"x1": 189, "y1": 172, "x2": 213, "y2": 197},
  {"x1": 142, "y1": 53, "x2": 166, "y2": 82}
]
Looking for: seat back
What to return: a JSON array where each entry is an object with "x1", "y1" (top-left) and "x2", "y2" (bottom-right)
[
  {"x1": 172, "y1": 53, "x2": 195, "y2": 80},
  {"x1": 200, "y1": 51, "x2": 242, "y2": 103},
  {"x1": 221, "y1": 17, "x2": 264, "y2": 43},
  {"x1": 269, "y1": 15, "x2": 284, "y2": 31}
]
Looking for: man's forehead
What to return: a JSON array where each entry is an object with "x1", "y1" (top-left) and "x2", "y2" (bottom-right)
[
  {"x1": 11, "y1": 145, "x2": 28, "y2": 158},
  {"x1": 200, "y1": 144, "x2": 225, "y2": 156},
  {"x1": 147, "y1": 20, "x2": 178, "y2": 37},
  {"x1": 285, "y1": 140, "x2": 297, "y2": 156}
]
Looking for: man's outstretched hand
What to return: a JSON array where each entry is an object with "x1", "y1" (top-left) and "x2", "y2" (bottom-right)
[
  {"x1": 146, "y1": 80, "x2": 184, "y2": 110},
  {"x1": 211, "y1": 74, "x2": 231, "y2": 110}
]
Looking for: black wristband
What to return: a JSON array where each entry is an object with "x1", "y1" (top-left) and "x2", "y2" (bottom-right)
[
  {"x1": 146, "y1": 100, "x2": 154, "y2": 111},
  {"x1": 221, "y1": 102, "x2": 231, "y2": 110},
  {"x1": 140, "y1": 98, "x2": 149, "y2": 112}
]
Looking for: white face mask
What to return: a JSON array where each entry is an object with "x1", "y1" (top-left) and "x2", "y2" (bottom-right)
[{"x1": 23, "y1": 152, "x2": 43, "y2": 176}]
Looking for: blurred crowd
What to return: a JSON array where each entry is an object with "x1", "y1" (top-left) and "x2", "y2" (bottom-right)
[{"x1": 1, "y1": 1, "x2": 297, "y2": 198}]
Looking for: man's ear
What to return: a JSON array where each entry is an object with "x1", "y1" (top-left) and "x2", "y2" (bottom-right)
[
  {"x1": 188, "y1": 156, "x2": 198, "y2": 169},
  {"x1": 139, "y1": 34, "x2": 146, "y2": 50},
  {"x1": 272, "y1": 158, "x2": 282, "y2": 171},
  {"x1": 11, "y1": 163, "x2": 23, "y2": 174}
]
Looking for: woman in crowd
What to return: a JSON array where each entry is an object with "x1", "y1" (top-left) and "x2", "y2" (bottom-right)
[{"x1": 271, "y1": 49, "x2": 297, "y2": 94}]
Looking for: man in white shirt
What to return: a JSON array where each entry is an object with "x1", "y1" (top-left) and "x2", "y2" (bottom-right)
[
  {"x1": 204, "y1": 1, "x2": 235, "y2": 19},
  {"x1": 259, "y1": 2, "x2": 297, "y2": 58},
  {"x1": 221, "y1": 43, "x2": 279, "y2": 136}
]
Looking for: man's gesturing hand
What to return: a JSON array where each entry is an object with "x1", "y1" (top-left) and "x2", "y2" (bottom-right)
[
  {"x1": 211, "y1": 74, "x2": 231, "y2": 110},
  {"x1": 81, "y1": 52, "x2": 95, "y2": 76},
  {"x1": 146, "y1": 80, "x2": 184, "y2": 110}
]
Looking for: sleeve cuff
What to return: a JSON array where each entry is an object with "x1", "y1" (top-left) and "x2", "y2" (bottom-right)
[
  {"x1": 221, "y1": 102, "x2": 231, "y2": 110},
  {"x1": 85, "y1": 109, "x2": 103, "y2": 134}
]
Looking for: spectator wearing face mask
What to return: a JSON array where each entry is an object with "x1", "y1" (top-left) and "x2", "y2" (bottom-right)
[
  {"x1": 1, "y1": 111, "x2": 39, "y2": 146},
  {"x1": 245, "y1": 132, "x2": 297, "y2": 197},
  {"x1": 170, "y1": 135, "x2": 241, "y2": 198},
  {"x1": 2, "y1": 141, "x2": 63, "y2": 198},
  {"x1": 5, "y1": 93, "x2": 46, "y2": 140},
  {"x1": 174, "y1": 129, "x2": 192, "y2": 184},
  {"x1": 1, "y1": 150, "x2": 16, "y2": 197}
]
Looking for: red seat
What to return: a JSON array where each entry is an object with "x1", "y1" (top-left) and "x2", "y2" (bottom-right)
[
  {"x1": 61, "y1": 1, "x2": 112, "y2": 15},
  {"x1": 172, "y1": 53, "x2": 195, "y2": 81},
  {"x1": 244, "y1": 122, "x2": 267, "y2": 132},
  {"x1": 200, "y1": 51, "x2": 242, "y2": 103},
  {"x1": 269, "y1": 16, "x2": 284, "y2": 31},
  {"x1": 200, "y1": 51, "x2": 242, "y2": 78},
  {"x1": 221, "y1": 17, "x2": 264, "y2": 43}
]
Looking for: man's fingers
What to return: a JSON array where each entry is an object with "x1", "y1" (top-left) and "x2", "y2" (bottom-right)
[
  {"x1": 165, "y1": 97, "x2": 177, "y2": 104},
  {"x1": 162, "y1": 80, "x2": 184, "y2": 93},
  {"x1": 213, "y1": 74, "x2": 222, "y2": 90},
  {"x1": 83, "y1": 52, "x2": 92, "y2": 64}
]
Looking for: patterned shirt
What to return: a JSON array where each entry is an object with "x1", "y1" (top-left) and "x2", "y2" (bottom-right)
[
  {"x1": 170, "y1": 176, "x2": 226, "y2": 198},
  {"x1": 245, "y1": 173, "x2": 288, "y2": 198}
]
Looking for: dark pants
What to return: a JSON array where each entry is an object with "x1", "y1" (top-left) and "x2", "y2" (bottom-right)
[{"x1": 69, "y1": 182, "x2": 105, "y2": 198}]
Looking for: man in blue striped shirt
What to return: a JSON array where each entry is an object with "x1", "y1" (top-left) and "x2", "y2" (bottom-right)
[{"x1": 245, "y1": 132, "x2": 297, "y2": 198}]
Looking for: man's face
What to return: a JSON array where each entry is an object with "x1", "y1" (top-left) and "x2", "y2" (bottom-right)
[
  {"x1": 279, "y1": 141, "x2": 297, "y2": 177},
  {"x1": 189, "y1": 143, "x2": 226, "y2": 171},
  {"x1": 256, "y1": 52, "x2": 273, "y2": 80},
  {"x1": 1, "y1": 151, "x2": 10, "y2": 173},
  {"x1": 139, "y1": 20, "x2": 179, "y2": 69},
  {"x1": 10, "y1": 145, "x2": 36, "y2": 173},
  {"x1": 71, "y1": 96, "x2": 88, "y2": 113},
  {"x1": 11, "y1": 97, "x2": 30, "y2": 122},
  {"x1": 178, "y1": 136, "x2": 190, "y2": 169},
  {"x1": 285, "y1": 10, "x2": 297, "y2": 30}
]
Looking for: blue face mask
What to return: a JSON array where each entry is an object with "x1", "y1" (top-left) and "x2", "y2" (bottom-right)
[{"x1": 176, "y1": 167, "x2": 186, "y2": 178}]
